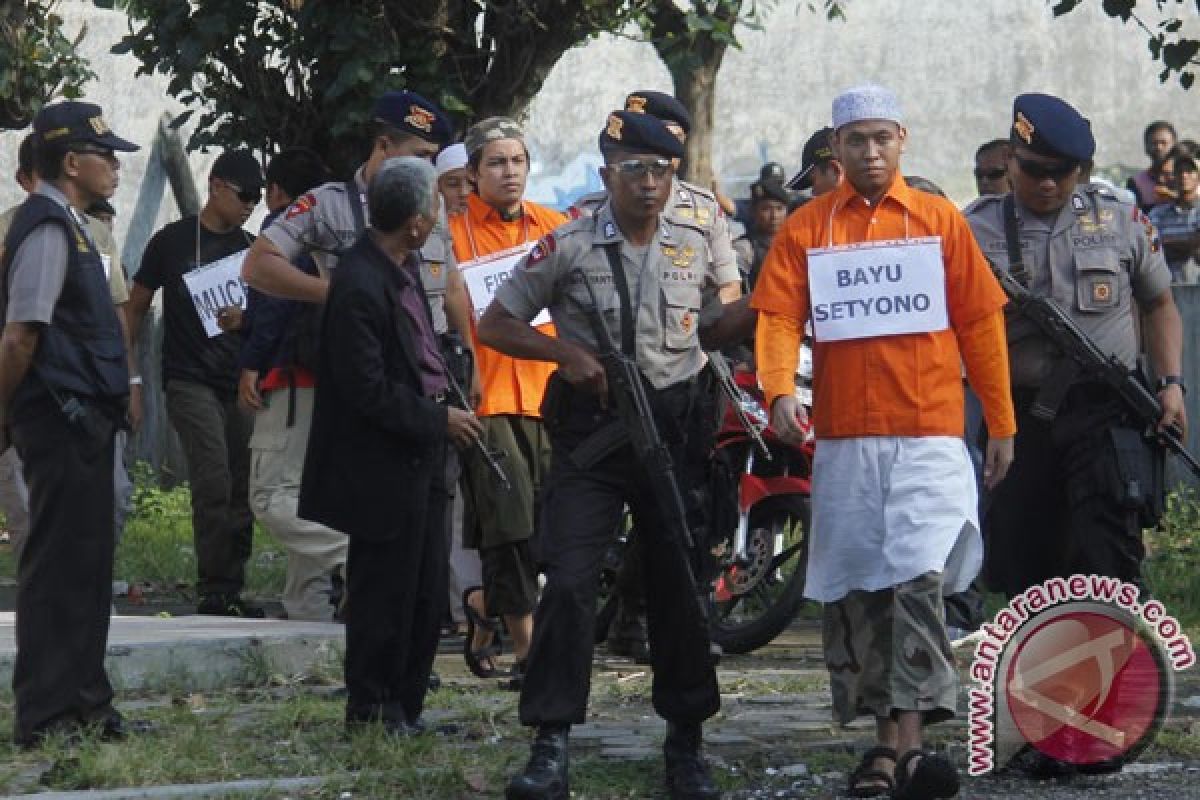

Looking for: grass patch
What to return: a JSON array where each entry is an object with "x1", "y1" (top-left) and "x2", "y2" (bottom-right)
[
  {"x1": 0, "y1": 684, "x2": 768, "y2": 798},
  {"x1": 0, "y1": 462, "x2": 288, "y2": 600},
  {"x1": 1145, "y1": 486, "x2": 1200, "y2": 629}
]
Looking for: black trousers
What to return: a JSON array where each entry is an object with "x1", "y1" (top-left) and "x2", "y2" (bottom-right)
[
  {"x1": 344, "y1": 444, "x2": 448, "y2": 725},
  {"x1": 519, "y1": 399, "x2": 719, "y2": 728},
  {"x1": 984, "y1": 386, "x2": 1146, "y2": 599},
  {"x1": 11, "y1": 399, "x2": 117, "y2": 742}
]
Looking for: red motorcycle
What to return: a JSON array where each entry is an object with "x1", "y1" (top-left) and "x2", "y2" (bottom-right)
[
  {"x1": 593, "y1": 351, "x2": 815, "y2": 656},
  {"x1": 706, "y1": 352, "x2": 815, "y2": 654}
]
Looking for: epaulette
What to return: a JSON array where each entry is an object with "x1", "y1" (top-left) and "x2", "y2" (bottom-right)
[
  {"x1": 961, "y1": 193, "x2": 1004, "y2": 216},
  {"x1": 679, "y1": 180, "x2": 716, "y2": 203},
  {"x1": 1081, "y1": 182, "x2": 1130, "y2": 208},
  {"x1": 569, "y1": 190, "x2": 607, "y2": 218}
]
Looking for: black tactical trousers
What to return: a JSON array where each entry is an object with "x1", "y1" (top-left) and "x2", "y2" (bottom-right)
[
  {"x1": 344, "y1": 444, "x2": 448, "y2": 726},
  {"x1": 984, "y1": 385, "x2": 1147, "y2": 599},
  {"x1": 11, "y1": 398, "x2": 117, "y2": 742},
  {"x1": 519, "y1": 395, "x2": 719, "y2": 728}
]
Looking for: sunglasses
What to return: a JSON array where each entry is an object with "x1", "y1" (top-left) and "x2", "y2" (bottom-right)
[
  {"x1": 974, "y1": 167, "x2": 1007, "y2": 182},
  {"x1": 612, "y1": 158, "x2": 673, "y2": 179},
  {"x1": 223, "y1": 180, "x2": 262, "y2": 205},
  {"x1": 1015, "y1": 157, "x2": 1078, "y2": 181},
  {"x1": 70, "y1": 145, "x2": 118, "y2": 164}
]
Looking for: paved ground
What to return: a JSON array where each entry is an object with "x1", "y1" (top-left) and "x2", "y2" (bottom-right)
[{"x1": 1, "y1": 613, "x2": 1199, "y2": 797}]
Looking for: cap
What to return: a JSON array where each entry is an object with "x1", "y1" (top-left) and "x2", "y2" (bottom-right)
[
  {"x1": 211, "y1": 149, "x2": 264, "y2": 192},
  {"x1": 750, "y1": 180, "x2": 790, "y2": 206},
  {"x1": 464, "y1": 117, "x2": 525, "y2": 158},
  {"x1": 436, "y1": 143, "x2": 468, "y2": 176},
  {"x1": 832, "y1": 84, "x2": 903, "y2": 130},
  {"x1": 598, "y1": 111, "x2": 685, "y2": 159},
  {"x1": 34, "y1": 101, "x2": 138, "y2": 152},
  {"x1": 373, "y1": 90, "x2": 452, "y2": 146},
  {"x1": 1010, "y1": 93, "x2": 1095, "y2": 162},
  {"x1": 759, "y1": 162, "x2": 786, "y2": 183},
  {"x1": 786, "y1": 126, "x2": 835, "y2": 190},
  {"x1": 624, "y1": 90, "x2": 691, "y2": 136}
]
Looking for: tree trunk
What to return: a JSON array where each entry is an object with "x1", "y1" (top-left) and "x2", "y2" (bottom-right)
[{"x1": 669, "y1": 59, "x2": 722, "y2": 187}]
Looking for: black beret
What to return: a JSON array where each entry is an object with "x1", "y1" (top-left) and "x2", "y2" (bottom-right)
[
  {"x1": 599, "y1": 111, "x2": 685, "y2": 160},
  {"x1": 624, "y1": 90, "x2": 691, "y2": 135},
  {"x1": 35, "y1": 101, "x2": 138, "y2": 152},
  {"x1": 373, "y1": 90, "x2": 452, "y2": 146},
  {"x1": 1010, "y1": 93, "x2": 1095, "y2": 162}
]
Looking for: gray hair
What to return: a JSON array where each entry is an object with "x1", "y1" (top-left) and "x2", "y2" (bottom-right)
[{"x1": 368, "y1": 156, "x2": 437, "y2": 233}]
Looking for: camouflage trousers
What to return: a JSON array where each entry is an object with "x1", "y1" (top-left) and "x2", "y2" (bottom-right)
[{"x1": 822, "y1": 571, "x2": 957, "y2": 725}]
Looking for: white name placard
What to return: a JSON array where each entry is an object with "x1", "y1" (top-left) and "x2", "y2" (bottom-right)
[
  {"x1": 807, "y1": 236, "x2": 948, "y2": 342},
  {"x1": 460, "y1": 243, "x2": 550, "y2": 326},
  {"x1": 182, "y1": 249, "x2": 249, "y2": 338}
]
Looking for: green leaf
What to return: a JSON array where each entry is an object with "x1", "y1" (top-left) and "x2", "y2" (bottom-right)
[
  {"x1": 170, "y1": 109, "x2": 195, "y2": 129},
  {"x1": 1182, "y1": 71, "x2": 1195, "y2": 89},
  {"x1": 1101, "y1": 0, "x2": 1136, "y2": 20},
  {"x1": 1051, "y1": 0, "x2": 1082, "y2": 16}
]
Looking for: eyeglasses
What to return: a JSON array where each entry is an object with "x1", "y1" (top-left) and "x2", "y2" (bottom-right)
[
  {"x1": 1015, "y1": 157, "x2": 1078, "y2": 181},
  {"x1": 974, "y1": 167, "x2": 1007, "y2": 182},
  {"x1": 612, "y1": 158, "x2": 673, "y2": 179},
  {"x1": 223, "y1": 180, "x2": 262, "y2": 205},
  {"x1": 70, "y1": 145, "x2": 118, "y2": 165}
]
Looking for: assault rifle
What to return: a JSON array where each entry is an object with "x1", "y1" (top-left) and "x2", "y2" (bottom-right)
[
  {"x1": 708, "y1": 350, "x2": 771, "y2": 460},
  {"x1": 566, "y1": 267, "x2": 712, "y2": 634},
  {"x1": 445, "y1": 369, "x2": 511, "y2": 491},
  {"x1": 992, "y1": 265, "x2": 1200, "y2": 480}
]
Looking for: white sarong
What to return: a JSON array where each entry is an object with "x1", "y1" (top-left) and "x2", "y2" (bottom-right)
[{"x1": 804, "y1": 436, "x2": 981, "y2": 603}]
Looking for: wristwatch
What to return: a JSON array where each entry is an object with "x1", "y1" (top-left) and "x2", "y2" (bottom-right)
[{"x1": 1156, "y1": 375, "x2": 1186, "y2": 395}]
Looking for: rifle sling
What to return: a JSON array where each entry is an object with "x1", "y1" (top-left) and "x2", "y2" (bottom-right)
[{"x1": 601, "y1": 243, "x2": 636, "y2": 357}]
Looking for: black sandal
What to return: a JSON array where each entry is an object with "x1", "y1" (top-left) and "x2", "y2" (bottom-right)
[
  {"x1": 846, "y1": 745, "x2": 897, "y2": 798},
  {"x1": 462, "y1": 587, "x2": 503, "y2": 679},
  {"x1": 892, "y1": 749, "x2": 960, "y2": 800}
]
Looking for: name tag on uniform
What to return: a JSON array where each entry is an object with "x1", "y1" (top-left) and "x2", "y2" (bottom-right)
[
  {"x1": 182, "y1": 249, "x2": 249, "y2": 337},
  {"x1": 460, "y1": 242, "x2": 550, "y2": 326},
  {"x1": 100, "y1": 254, "x2": 112, "y2": 280},
  {"x1": 807, "y1": 236, "x2": 948, "y2": 342}
]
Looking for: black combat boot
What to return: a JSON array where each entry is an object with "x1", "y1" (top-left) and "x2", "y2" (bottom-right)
[
  {"x1": 664, "y1": 721, "x2": 720, "y2": 800},
  {"x1": 506, "y1": 724, "x2": 569, "y2": 800}
]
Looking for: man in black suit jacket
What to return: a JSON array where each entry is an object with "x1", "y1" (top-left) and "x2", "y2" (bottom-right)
[{"x1": 299, "y1": 157, "x2": 482, "y2": 735}]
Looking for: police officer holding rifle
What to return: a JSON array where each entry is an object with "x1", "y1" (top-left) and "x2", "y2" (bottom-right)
[{"x1": 478, "y1": 110, "x2": 722, "y2": 800}]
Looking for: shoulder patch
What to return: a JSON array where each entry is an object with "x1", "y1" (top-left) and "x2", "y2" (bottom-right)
[
  {"x1": 285, "y1": 192, "x2": 317, "y2": 220},
  {"x1": 527, "y1": 234, "x2": 557, "y2": 265}
]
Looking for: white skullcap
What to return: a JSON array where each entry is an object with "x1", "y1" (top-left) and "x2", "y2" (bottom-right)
[
  {"x1": 436, "y1": 143, "x2": 468, "y2": 176},
  {"x1": 831, "y1": 84, "x2": 903, "y2": 130}
]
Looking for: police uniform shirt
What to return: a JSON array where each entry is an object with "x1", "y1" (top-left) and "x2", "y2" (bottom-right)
[
  {"x1": 263, "y1": 167, "x2": 457, "y2": 334},
  {"x1": 572, "y1": 177, "x2": 740, "y2": 289},
  {"x1": 3, "y1": 184, "x2": 92, "y2": 325},
  {"x1": 494, "y1": 201, "x2": 712, "y2": 390},
  {"x1": 964, "y1": 185, "x2": 1171, "y2": 387}
]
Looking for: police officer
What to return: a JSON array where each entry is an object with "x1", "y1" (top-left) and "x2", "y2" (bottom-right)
[
  {"x1": 965, "y1": 95, "x2": 1185, "y2": 610},
  {"x1": 0, "y1": 102, "x2": 140, "y2": 745},
  {"x1": 734, "y1": 179, "x2": 790, "y2": 289},
  {"x1": 478, "y1": 111, "x2": 722, "y2": 800},
  {"x1": 571, "y1": 90, "x2": 741, "y2": 659},
  {"x1": 242, "y1": 90, "x2": 465, "y2": 327}
]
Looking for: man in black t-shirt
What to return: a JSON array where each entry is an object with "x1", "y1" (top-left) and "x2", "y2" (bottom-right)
[{"x1": 127, "y1": 150, "x2": 265, "y2": 617}]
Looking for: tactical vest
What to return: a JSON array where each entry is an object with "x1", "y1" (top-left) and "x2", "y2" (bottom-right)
[{"x1": 1, "y1": 194, "x2": 128, "y2": 409}]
